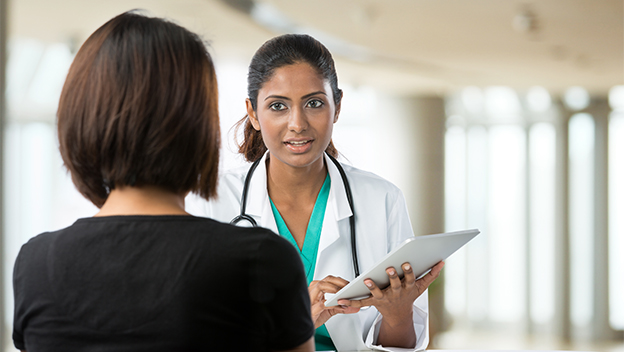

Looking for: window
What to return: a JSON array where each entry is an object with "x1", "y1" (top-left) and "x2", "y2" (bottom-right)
[
  {"x1": 443, "y1": 85, "x2": 621, "y2": 344},
  {"x1": 609, "y1": 86, "x2": 624, "y2": 330}
]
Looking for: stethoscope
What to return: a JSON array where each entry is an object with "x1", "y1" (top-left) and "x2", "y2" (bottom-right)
[{"x1": 230, "y1": 153, "x2": 360, "y2": 277}]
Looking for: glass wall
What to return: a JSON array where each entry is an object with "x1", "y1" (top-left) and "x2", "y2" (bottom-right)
[
  {"x1": 442, "y1": 85, "x2": 623, "y2": 348},
  {"x1": 609, "y1": 86, "x2": 624, "y2": 331}
]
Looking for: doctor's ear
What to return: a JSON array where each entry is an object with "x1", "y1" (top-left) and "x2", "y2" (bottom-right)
[
  {"x1": 333, "y1": 101, "x2": 342, "y2": 124},
  {"x1": 246, "y1": 99, "x2": 261, "y2": 131},
  {"x1": 333, "y1": 91, "x2": 343, "y2": 123}
]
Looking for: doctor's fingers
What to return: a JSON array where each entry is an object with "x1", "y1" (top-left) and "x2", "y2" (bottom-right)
[
  {"x1": 415, "y1": 261, "x2": 445, "y2": 293},
  {"x1": 312, "y1": 280, "x2": 349, "y2": 296},
  {"x1": 319, "y1": 275, "x2": 350, "y2": 287},
  {"x1": 309, "y1": 280, "x2": 346, "y2": 303},
  {"x1": 402, "y1": 263, "x2": 417, "y2": 288},
  {"x1": 335, "y1": 278, "x2": 384, "y2": 309},
  {"x1": 329, "y1": 305, "x2": 360, "y2": 316},
  {"x1": 385, "y1": 267, "x2": 403, "y2": 290},
  {"x1": 311, "y1": 276, "x2": 350, "y2": 293},
  {"x1": 336, "y1": 296, "x2": 374, "y2": 309},
  {"x1": 308, "y1": 287, "x2": 325, "y2": 304}
]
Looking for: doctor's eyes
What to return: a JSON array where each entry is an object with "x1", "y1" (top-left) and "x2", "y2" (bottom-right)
[
  {"x1": 305, "y1": 99, "x2": 324, "y2": 108},
  {"x1": 269, "y1": 102, "x2": 287, "y2": 111},
  {"x1": 267, "y1": 99, "x2": 325, "y2": 112}
]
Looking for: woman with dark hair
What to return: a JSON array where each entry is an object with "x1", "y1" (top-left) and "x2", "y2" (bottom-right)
[
  {"x1": 201, "y1": 34, "x2": 443, "y2": 351},
  {"x1": 12, "y1": 12, "x2": 314, "y2": 352}
]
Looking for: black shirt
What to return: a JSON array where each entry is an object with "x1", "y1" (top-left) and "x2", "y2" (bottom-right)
[{"x1": 13, "y1": 215, "x2": 313, "y2": 351}]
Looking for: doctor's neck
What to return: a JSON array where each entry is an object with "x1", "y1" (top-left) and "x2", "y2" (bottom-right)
[{"x1": 265, "y1": 155, "x2": 327, "y2": 201}]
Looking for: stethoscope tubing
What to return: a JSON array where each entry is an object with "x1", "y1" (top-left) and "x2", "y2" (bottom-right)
[{"x1": 230, "y1": 157, "x2": 261, "y2": 227}]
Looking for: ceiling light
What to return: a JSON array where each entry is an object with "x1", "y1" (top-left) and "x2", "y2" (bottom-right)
[
  {"x1": 513, "y1": 5, "x2": 540, "y2": 35},
  {"x1": 609, "y1": 86, "x2": 624, "y2": 111},
  {"x1": 564, "y1": 86, "x2": 590, "y2": 111},
  {"x1": 527, "y1": 86, "x2": 552, "y2": 113}
]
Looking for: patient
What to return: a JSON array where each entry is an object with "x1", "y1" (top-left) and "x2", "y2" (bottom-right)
[{"x1": 12, "y1": 11, "x2": 314, "y2": 352}]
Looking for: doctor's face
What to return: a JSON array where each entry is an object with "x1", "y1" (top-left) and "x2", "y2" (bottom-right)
[{"x1": 247, "y1": 62, "x2": 340, "y2": 171}]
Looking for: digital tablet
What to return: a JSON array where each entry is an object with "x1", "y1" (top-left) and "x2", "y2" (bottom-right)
[{"x1": 324, "y1": 229, "x2": 480, "y2": 307}]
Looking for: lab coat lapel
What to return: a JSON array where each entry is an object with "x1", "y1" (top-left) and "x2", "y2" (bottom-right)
[
  {"x1": 245, "y1": 153, "x2": 279, "y2": 234},
  {"x1": 317, "y1": 154, "x2": 353, "y2": 256},
  {"x1": 320, "y1": 155, "x2": 370, "y2": 351}
]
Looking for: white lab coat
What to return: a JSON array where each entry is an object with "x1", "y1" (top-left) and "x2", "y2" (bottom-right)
[{"x1": 187, "y1": 153, "x2": 429, "y2": 351}]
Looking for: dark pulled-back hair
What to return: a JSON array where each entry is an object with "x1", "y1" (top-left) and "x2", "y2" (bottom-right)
[
  {"x1": 237, "y1": 34, "x2": 342, "y2": 162},
  {"x1": 57, "y1": 11, "x2": 220, "y2": 207}
]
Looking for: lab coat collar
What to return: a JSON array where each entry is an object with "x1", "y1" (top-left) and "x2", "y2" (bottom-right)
[
  {"x1": 245, "y1": 152, "x2": 269, "y2": 218},
  {"x1": 244, "y1": 153, "x2": 278, "y2": 233},
  {"x1": 316, "y1": 153, "x2": 354, "y2": 262},
  {"x1": 243, "y1": 152, "x2": 353, "y2": 238}
]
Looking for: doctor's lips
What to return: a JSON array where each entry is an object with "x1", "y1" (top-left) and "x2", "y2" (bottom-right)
[{"x1": 284, "y1": 139, "x2": 314, "y2": 146}]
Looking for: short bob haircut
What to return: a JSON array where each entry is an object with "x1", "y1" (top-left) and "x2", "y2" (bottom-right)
[{"x1": 57, "y1": 11, "x2": 220, "y2": 208}]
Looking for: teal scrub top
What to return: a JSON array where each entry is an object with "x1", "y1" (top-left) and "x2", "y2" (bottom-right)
[{"x1": 270, "y1": 174, "x2": 336, "y2": 351}]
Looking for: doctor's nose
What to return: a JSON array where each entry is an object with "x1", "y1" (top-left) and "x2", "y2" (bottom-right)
[{"x1": 288, "y1": 107, "x2": 308, "y2": 133}]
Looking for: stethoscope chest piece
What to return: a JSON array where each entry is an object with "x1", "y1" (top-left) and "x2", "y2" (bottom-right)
[{"x1": 230, "y1": 214, "x2": 257, "y2": 227}]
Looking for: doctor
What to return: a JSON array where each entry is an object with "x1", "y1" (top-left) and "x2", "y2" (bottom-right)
[{"x1": 201, "y1": 34, "x2": 444, "y2": 351}]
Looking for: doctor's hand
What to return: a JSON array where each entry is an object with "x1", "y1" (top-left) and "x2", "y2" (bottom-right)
[
  {"x1": 337, "y1": 261, "x2": 444, "y2": 313},
  {"x1": 336, "y1": 261, "x2": 445, "y2": 348},
  {"x1": 309, "y1": 275, "x2": 360, "y2": 329}
]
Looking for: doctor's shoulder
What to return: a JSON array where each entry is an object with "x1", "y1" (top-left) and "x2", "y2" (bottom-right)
[
  {"x1": 188, "y1": 166, "x2": 248, "y2": 219},
  {"x1": 215, "y1": 165, "x2": 249, "y2": 200},
  {"x1": 339, "y1": 163, "x2": 405, "y2": 203}
]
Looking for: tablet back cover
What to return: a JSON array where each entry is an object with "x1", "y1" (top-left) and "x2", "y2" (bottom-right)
[{"x1": 324, "y1": 229, "x2": 480, "y2": 306}]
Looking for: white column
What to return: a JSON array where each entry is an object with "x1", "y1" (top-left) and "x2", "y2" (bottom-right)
[
  {"x1": 405, "y1": 96, "x2": 446, "y2": 236},
  {"x1": 372, "y1": 94, "x2": 446, "y2": 236},
  {"x1": 371, "y1": 94, "x2": 447, "y2": 340},
  {"x1": 587, "y1": 98, "x2": 616, "y2": 341},
  {"x1": 554, "y1": 99, "x2": 572, "y2": 341}
]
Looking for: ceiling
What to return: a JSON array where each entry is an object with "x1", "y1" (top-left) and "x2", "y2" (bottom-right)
[{"x1": 7, "y1": 0, "x2": 624, "y2": 97}]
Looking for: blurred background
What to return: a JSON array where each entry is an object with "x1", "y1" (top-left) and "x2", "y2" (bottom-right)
[{"x1": 0, "y1": 0, "x2": 623, "y2": 351}]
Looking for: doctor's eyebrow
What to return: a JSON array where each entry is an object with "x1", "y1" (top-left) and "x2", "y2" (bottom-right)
[
  {"x1": 265, "y1": 95, "x2": 290, "y2": 101},
  {"x1": 264, "y1": 91, "x2": 327, "y2": 101},
  {"x1": 301, "y1": 91, "x2": 327, "y2": 100}
]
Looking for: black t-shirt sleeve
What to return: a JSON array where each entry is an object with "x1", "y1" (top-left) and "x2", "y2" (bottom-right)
[
  {"x1": 249, "y1": 230, "x2": 314, "y2": 350},
  {"x1": 12, "y1": 247, "x2": 25, "y2": 350},
  {"x1": 12, "y1": 234, "x2": 50, "y2": 350}
]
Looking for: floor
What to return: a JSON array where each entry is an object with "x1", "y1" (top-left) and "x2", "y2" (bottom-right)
[{"x1": 434, "y1": 329, "x2": 624, "y2": 352}]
